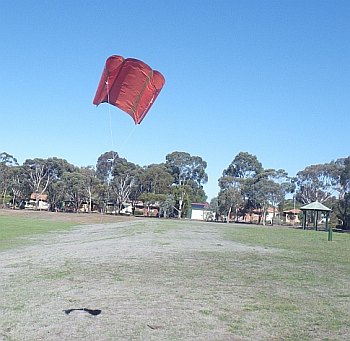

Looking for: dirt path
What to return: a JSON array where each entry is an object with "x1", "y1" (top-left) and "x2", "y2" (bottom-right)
[{"x1": 1, "y1": 216, "x2": 274, "y2": 340}]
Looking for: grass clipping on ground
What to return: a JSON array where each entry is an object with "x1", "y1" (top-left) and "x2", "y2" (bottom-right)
[{"x1": 0, "y1": 212, "x2": 349, "y2": 340}]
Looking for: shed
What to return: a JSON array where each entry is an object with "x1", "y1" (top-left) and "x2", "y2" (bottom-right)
[{"x1": 189, "y1": 202, "x2": 210, "y2": 221}]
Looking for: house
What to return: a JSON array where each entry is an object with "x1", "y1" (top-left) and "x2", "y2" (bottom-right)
[
  {"x1": 105, "y1": 202, "x2": 133, "y2": 215},
  {"x1": 105, "y1": 201, "x2": 159, "y2": 216},
  {"x1": 30, "y1": 193, "x2": 48, "y2": 201},
  {"x1": 234, "y1": 206, "x2": 277, "y2": 224},
  {"x1": 27, "y1": 193, "x2": 50, "y2": 210},
  {"x1": 283, "y1": 209, "x2": 301, "y2": 225},
  {"x1": 134, "y1": 201, "x2": 159, "y2": 217}
]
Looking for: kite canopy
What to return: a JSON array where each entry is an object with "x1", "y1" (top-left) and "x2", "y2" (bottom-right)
[{"x1": 93, "y1": 55, "x2": 165, "y2": 124}]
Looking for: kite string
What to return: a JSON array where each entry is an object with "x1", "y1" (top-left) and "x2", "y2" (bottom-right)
[
  {"x1": 106, "y1": 79, "x2": 115, "y2": 149},
  {"x1": 105, "y1": 77, "x2": 136, "y2": 155},
  {"x1": 120, "y1": 124, "x2": 136, "y2": 151}
]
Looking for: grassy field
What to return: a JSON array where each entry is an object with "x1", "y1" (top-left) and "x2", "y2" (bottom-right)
[
  {"x1": 0, "y1": 210, "x2": 349, "y2": 340},
  {"x1": 0, "y1": 215, "x2": 75, "y2": 250},
  {"x1": 0, "y1": 209, "x2": 132, "y2": 250}
]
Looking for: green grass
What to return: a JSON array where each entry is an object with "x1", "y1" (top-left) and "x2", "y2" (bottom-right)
[
  {"x1": 219, "y1": 224, "x2": 350, "y2": 339},
  {"x1": 0, "y1": 215, "x2": 76, "y2": 251}
]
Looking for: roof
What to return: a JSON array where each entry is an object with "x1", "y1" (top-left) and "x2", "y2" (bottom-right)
[
  {"x1": 252, "y1": 206, "x2": 276, "y2": 214},
  {"x1": 191, "y1": 202, "x2": 209, "y2": 210},
  {"x1": 300, "y1": 201, "x2": 331, "y2": 212},
  {"x1": 30, "y1": 193, "x2": 48, "y2": 201},
  {"x1": 283, "y1": 209, "x2": 301, "y2": 214}
]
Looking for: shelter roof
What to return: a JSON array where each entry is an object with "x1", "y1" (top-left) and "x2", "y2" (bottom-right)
[{"x1": 300, "y1": 201, "x2": 331, "y2": 212}]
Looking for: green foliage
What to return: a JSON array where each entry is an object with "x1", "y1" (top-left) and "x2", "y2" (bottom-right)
[
  {"x1": 0, "y1": 216, "x2": 75, "y2": 250},
  {"x1": 166, "y1": 151, "x2": 209, "y2": 216},
  {"x1": 2, "y1": 150, "x2": 350, "y2": 226},
  {"x1": 295, "y1": 162, "x2": 340, "y2": 204},
  {"x1": 140, "y1": 163, "x2": 174, "y2": 195},
  {"x1": 95, "y1": 151, "x2": 119, "y2": 181},
  {"x1": 335, "y1": 156, "x2": 350, "y2": 228},
  {"x1": 223, "y1": 151, "x2": 263, "y2": 179},
  {"x1": 219, "y1": 152, "x2": 294, "y2": 222},
  {"x1": 166, "y1": 151, "x2": 208, "y2": 186}
]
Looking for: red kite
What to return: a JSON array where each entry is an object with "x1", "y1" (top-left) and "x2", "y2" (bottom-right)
[{"x1": 93, "y1": 55, "x2": 165, "y2": 124}]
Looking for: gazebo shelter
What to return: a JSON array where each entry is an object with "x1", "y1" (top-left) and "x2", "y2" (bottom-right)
[{"x1": 300, "y1": 201, "x2": 331, "y2": 231}]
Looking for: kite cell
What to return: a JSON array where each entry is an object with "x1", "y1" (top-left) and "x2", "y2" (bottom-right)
[{"x1": 93, "y1": 55, "x2": 165, "y2": 124}]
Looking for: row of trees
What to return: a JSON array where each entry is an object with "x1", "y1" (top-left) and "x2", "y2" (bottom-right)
[
  {"x1": 1, "y1": 151, "x2": 349, "y2": 228},
  {"x1": 0, "y1": 151, "x2": 208, "y2": 218},
  {"x1": 215, "y1": 152, "x2": 350, "y2": 229}
]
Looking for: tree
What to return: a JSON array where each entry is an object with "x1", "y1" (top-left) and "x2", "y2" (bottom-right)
[
  {"x1": 252, "y1": 177, "x2": 280, "y2": 225},
  {"x1": 7, "y1": 166, "x2": 26, "y2": 208},
  {"x1": 270, "y1": 169, "x2": 296, "y2": 212},
  {"x1": 254, "y1": 169, "x2": 295, "y2": 225},
  {"x1": 223, "y1": 152, "x2": 263, "y2": 179},
  {"x1": 335, "y1": 157, "x2": 350, "y2": 229},
  {"x1": 0, "y1": 152, "x2": 18, "y2": 166},
  {"x1": 60, "y1": 169, "x2": 91, "y2": 212},
  {"x1": 23, "y1": 158, "x2": 51, "y2": 209},
  {"x1": 96, "y1": 151, "x2": 119, "y2": 212},
  {"x1": 295, "y1": 163, "x2": 339, "y2": 204},
  {"x1": 209, "y1": 197, "x2": 219, "y2": 217},
  {"x1": 46, "y1": 158, "x2": 76, "y2": 210},
  {"x1": 159, "y1": 194, "x2": 176, "y2": 218},
  {"x1": 0, "y1": 152, "x2": 19, "y2": 207},
  {"x1": 219, "y1": 152, "x2": 263, "y2": 221},
  {"x1": 339, "y1": 157, "x2": 350, "y2": 198},
  {"x1": 140, "y1": 164, "x2": 173, "y2": 195},
  {"x1": 111, "y1": 157, "x2": 139, "y2": 214},
  {"x1": 80, "y1": 166, "x2": 99, "y2": 212},
  {"x1": 218, "y1": 175, "x2": 243, "y2": 222},
  {"x1": 219, "y1": 154, "x2": 294, "y2": 225},
  {"x1": 96, "y1": 151, "x2": 119, "y2": 182},
  {"x1": 165, "y1": 151, "x2": 208, "y2": 218},
  {"x1": 23, "y1": 157, "x2": 75, "y2": 210}
]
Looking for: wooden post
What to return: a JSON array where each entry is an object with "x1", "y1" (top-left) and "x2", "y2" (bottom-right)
[
  {"x1": 326, "y1": 212, "x2": 332, "y2": 241},
  {"x1": 315, "y1": 210, "x2": 318, "y2": 231},
  {"x1": 302, "y1": 210, "x2": 306, "y2": 230}
]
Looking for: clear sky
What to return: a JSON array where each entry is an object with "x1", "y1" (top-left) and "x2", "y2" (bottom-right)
[{"x1": 1, "y1": 0, "x2": 349, "y2": 200}]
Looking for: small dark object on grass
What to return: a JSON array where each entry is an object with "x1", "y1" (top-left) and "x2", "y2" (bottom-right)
[
  {"x1": 147, "y1": 324, "x2": 162, "y2": 330},
  {"x1": 64, "y1": 308, "x2": 102, "y2": 316}
]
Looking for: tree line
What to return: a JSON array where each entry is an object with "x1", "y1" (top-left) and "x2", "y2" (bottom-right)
[
  {"x1": 0, "y1": 151, "x2": 208, "y2": 219},
  {"x1": 1, "y1": 151, "x2": 349, "y2": 228},
  {"x1": 215, "y1": 152, "x2": 350, "y2": 229}
]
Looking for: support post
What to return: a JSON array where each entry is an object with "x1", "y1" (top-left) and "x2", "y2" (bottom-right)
[
  {"x1": 302, "y1": 210, "x2": 306, "y2": 230},
  {"x1": 326, "y1": 212, "x2": 332, "y2": 241},
  {"x1": 315, "y1": 211, "x2": 318, "y2": 231}
]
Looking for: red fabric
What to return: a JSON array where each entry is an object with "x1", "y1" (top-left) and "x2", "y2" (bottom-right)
[{"x1": 93, "y1": 55, "x2": 165, "y2": 124}]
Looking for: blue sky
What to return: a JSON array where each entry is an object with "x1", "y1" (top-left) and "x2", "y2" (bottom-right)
[{"x1": 1, "y1": 0, "x2": 349, "y2": 200}]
